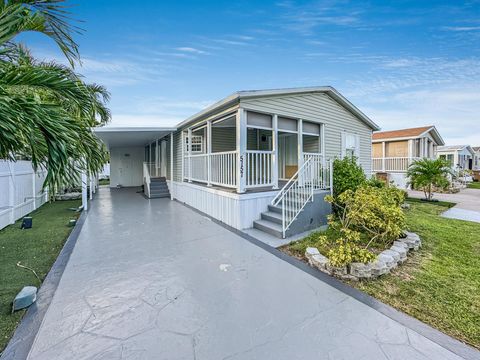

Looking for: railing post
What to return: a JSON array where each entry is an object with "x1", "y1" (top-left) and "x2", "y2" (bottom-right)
[
  {"x1": 187, "y1": 127, "x2": 193, "y2": 183},
  {"x1": 329, "y1": 160, "x2": 334, "y2": 196},
  {"x1": 297, "y1": 119, "x2": 304, "y2": 186},
  {"x1": 207, "y1": 120, "x2": 212, "y2": 186},
  {"x1": 272, "y1": 114, "x2": 279, "y2": 189},
  {"x1": 382, "y1": 141, "x2": 386, "y2": 171},
  {"x1": 236, "y1": 108, "x2": 247, "y2": 193}
]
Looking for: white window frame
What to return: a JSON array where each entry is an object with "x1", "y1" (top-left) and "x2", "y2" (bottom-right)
[
  {"x1": 341, "y1": 131, "x2": 360, "y2": 159},
  {"x1": 185, "y1": 135, "x2": 203, "y2": 153}
]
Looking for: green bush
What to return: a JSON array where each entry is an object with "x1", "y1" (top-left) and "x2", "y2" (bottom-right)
[
  {"x1": 365, "y1": 177, "x2": 385, "y2": 188},
  {"x1": 323, "y1": 184, "x2": 406, "y2": 266},
  {"x1": 332, "y1": 157, "x2": 366, "y2": 199}
]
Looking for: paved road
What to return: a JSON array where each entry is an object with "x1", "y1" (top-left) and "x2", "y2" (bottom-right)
[
  {"x1": 409, "y1": 188, "x2": 480, "y2": 223},
  {"x1": 26, "y1": 188, "x2": 470, "y2": 360}
]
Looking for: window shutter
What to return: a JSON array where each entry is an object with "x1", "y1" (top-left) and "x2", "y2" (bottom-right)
[{"x1": 341, "y1": 132, "x2": 346, "y2": 158}]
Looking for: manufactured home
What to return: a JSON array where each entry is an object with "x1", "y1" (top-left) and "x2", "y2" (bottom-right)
[
  {"x1": 372, "y1": 126, "x2": 445, "y2": 188},
  {"x1": 437, "y1": 145, "x2": 475, "y2": 173},
  {"x1": 94, "y1": 87, "x2": 379, "y2": 238}
]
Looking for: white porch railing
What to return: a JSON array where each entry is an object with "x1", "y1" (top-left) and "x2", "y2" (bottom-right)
[
  {"x1": 372, "y1": 157, "x2": 420, "y2": 172},
  {"x1": 272, "y1": 156, "x2": 332, "y2": 238},
  {"x1": 246, "y1": 150, "x2": 274, "y2": 188},
  {"x1": 184, "y1": 151, "x2": 238, "y2": 188},
  {"x1": 143, "y1": 162, "x2": 152, "y2": 197},
  {"x1": 210, "y1": 151, "x2": 237, "y2": 188}
]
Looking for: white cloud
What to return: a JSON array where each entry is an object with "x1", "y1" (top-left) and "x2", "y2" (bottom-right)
[
  {"x1": 175, "y1": 47, "x2": 208, "y2": 55},
  {"x1": 358, "y1": 86, "x2": 480, "y2": 145},
  {"x1": 443, "y1": 26, "x2": 480, "y2": 31}
]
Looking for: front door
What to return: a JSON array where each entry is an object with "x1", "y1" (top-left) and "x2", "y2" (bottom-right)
[{"x1": 278, "y1": 133, "x2": 298, "y2": 180}]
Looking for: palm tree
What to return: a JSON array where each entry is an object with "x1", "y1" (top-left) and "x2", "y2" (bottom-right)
[
  {"x1": 0, "y1": 1, "x2": 111, "y2": 193},
  {"x1": 0, "y1": 0, "x2": 80, "y2": 65},
  {"x1": 407, "y1": 158, "x2": 452, "y2": 201}
]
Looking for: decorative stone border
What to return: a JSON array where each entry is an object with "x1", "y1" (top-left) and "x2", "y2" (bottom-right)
[{"x1": 305, "y1": 231, "x2": 422, "y2": 281}]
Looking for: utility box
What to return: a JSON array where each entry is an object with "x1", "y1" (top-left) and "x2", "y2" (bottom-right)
[{"x1": 21, "y1": 216, "x2": 32, "y2": 229}]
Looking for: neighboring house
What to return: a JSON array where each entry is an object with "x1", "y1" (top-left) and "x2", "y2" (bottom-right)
[
  {"x1": 371, "y1": 126, "x2": 445, "y2": 188},
  {"x1": 94, "y1": 87, "x2": 379, "y2": 238},
  {"x1": 437, "y1": 145, "x2": 475, "y2": 172},
  {"x1": 472, "y1": 147, "x2": 480, "y2": 171}
]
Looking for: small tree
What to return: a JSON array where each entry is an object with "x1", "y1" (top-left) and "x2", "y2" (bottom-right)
[{"x1": 407, "y1": 158, "x2": 452, "y2": 201}]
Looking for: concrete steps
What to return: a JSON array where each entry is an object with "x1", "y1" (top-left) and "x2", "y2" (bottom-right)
[
  {"x1": 253, "y1": 203, "x2": 305, "y2": 238},
  {"x1": 148, "y1": 177, "x2": 170, "y2": 198}
]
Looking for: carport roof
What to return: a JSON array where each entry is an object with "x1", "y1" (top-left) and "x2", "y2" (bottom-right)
[{"x1": 94, "y1": 126, "x2": 176, "y2": 148}]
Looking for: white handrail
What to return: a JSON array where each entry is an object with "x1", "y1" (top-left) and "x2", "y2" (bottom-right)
[
  {"x1": 143, "y1": 162, "x2": 151, "y2": 198},
  {"x1": 272, "y1": 156, "x2": 332, "y2": 238}
]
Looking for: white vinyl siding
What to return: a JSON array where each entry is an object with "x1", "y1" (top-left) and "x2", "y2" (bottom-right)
[{"x1": 240, "y1": 92, "x2": 373, "y2": 174}]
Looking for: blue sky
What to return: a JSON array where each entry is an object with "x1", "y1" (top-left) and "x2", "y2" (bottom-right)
[{"x1": 20, "y1": 0, "x2": 480, "y2": 144}]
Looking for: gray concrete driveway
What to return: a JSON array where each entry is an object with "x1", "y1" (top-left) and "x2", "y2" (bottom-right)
[
  {"x1": 408, "y1": 188, "x2": 480, "y2": 223},
  {"x1": 27, "y1": 188, "x2": 470, "y2": 360}
]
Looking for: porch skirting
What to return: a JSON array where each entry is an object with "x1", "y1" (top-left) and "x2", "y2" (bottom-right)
[{"x1": 168, "y1": 181, "x2": 277, "y2": 230}]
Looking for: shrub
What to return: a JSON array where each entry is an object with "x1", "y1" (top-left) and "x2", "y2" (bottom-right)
[
  {"x1": 365, "y1": 177, "x2": 385, "y2": 188},
  {"x1": 325, "y1": 227, "x2": 376, "y2": 267},
  {"x1": 332, "y1": 156, "x2": 366, "y2": 199},
  {"x1": 326, "y1": 184, "x2": 406, "y2": 249}
]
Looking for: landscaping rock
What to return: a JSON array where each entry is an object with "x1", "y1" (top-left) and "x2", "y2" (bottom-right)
[
  {"x1": 381, "y1": 250, "x2": 400, "y2": 264},
  {"x1": 340, "y1": 273, "x2": 359, "y2": 281},
  {"x1": 399, "y1": 237, "x2": 416, "y2": 250},
  {"x1": 310, "y1": 254, "x2": 328, "y2": 271},
  {"x1": 370, "y1": 259, "x2": 389, "y2": 277},
  {"x1": 390, "y1": 245, "x2": 408, "y2": 262},
  {"x1": 401, "y1": 232, "x2": 422, "y2": 250},
  {"x1": 393, "y1": 240, "x2": 409, "y2": 251},
  {"x1": 326, "y1": 263, "x2": 347, "y2": 277},
  {"x1": 377, "y1": 253, "x2": 396, "y2": 269},
  {"x1": 55, "y1": 192, "x2": 82, "y2": 201},
  {"x1": 401, "y1": 203, "x2": 411, "y2": 210},
  {"x1": 305, "y1": 247, "x2": 320, "y2": 259},
  {"x1": 349, "y1": 262, "x2": 372, "y2": 279}
]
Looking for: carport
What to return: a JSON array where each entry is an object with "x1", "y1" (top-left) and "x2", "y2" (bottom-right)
[{"x1": 94, "y1": 126, "x2": 176, "y2": 188}]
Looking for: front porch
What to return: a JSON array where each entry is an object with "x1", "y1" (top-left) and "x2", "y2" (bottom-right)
[{"x1": 178, "y1": 108, "x2": 328, "y2": 194}]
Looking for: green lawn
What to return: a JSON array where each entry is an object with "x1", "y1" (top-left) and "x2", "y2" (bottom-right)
[
  {"x1": 467, "y1": 182, "x2": 480, "y2": 189},
  {"x1": 0, "y1": 200, "x2": 81, "y2": 352},
  {"x1": 98, "y1": 178, "x2": 110, "y2": 186},
  {"x1": 284, "y1": 201, "x2": 480, "y2": 349}
]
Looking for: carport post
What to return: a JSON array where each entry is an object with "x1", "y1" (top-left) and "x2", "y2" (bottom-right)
[
  {"x1": 81, "y1": 170, "x2": 88, "y2": 211},
  {"x1": 170, "y1": 132, "x2": 174, "y2": 200},
  {"x1": 89, "y1": 173, "x2": 93, "y2": 200}
]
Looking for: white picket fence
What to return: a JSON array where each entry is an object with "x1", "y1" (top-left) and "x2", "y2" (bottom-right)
[{"x1": 0, "y1": 160, "x2": 48, "y2": 230}]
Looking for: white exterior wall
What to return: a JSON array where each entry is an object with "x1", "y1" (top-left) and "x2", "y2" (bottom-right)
[
  {"x1": 473, "y1": 150, "x2": 480, "y2": 170},
  {"x1": 0, "y1": 160, "x2": 48, "y2": 230},
  {"x1": 240, "y1": 92, "x2": 373, "y2": 174},
  {"x1": 110, "y1": 147, "x2": 145, "y2": 187},
  {"x1": 170, "y1": 181, "x2": 276, "y2": 230}
]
